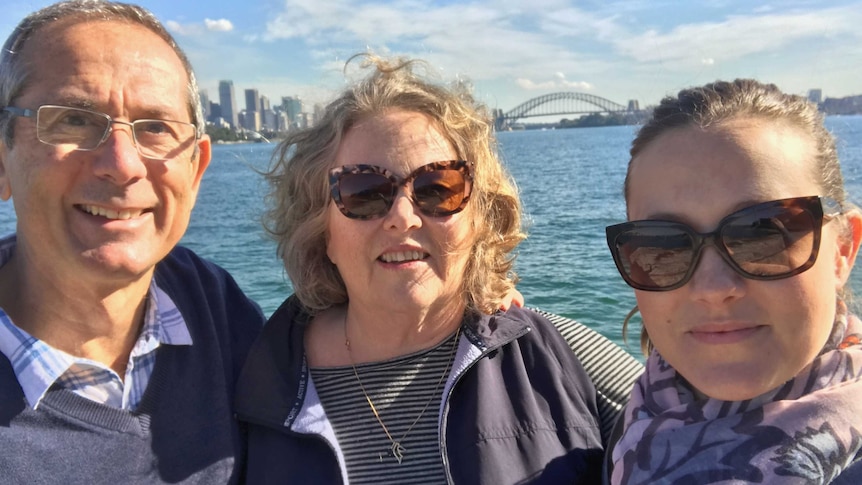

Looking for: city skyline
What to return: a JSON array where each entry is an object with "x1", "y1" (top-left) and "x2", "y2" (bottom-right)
[
  {"x1": 203, "y1": 81, "x2": 308, "y2": 132},
  {"x1": 3, "y1": 0, "x2": 862, "y2": 113}
]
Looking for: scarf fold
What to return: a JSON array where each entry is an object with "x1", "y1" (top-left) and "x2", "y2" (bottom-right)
[{"x1": 612, "y1": 306, "x2": 862, "y2": 484}]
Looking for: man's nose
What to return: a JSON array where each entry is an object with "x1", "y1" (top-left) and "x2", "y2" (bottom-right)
[{"x1": 92, "y1": 123, "x2": 148, "y2": 183}]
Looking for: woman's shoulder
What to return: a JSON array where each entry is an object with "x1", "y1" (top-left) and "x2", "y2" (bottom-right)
[
  {"x1": 832, "y1": 457, "x2": 862, "y2": 484},
  {"x1": 520, "y1": 308, "x2": 644, "y2": 443},
  {"x1": 483, "y1": 307, "x2": 597, "y2": 381},
  {"x1": 487, "y1": 305, "x2": 567, "y2": 340}
]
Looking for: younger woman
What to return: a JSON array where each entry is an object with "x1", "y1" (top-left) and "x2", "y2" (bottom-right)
[{"x1": 605, "y1": 79, "x2": 862, "y2": 484}]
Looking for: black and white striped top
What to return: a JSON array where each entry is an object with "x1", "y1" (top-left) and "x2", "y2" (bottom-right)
[{"x1": 310, "y1": 332, "x2": 458, "y2": 485}]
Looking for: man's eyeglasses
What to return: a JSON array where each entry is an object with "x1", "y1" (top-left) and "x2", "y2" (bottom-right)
[
  {"x1": 2, "y1": 105, "x2": 198, "y2": 161},
  {"x1": 605, "y1": 196, "x2": 842, "y2": 292},
  {"x1": 329, "y1": 160, "x2": 473, "y2": 220}
]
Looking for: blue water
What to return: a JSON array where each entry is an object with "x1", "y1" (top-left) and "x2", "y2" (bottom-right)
[{"x1": 2, "y1": 117, "x2": 862, "y2": 351}]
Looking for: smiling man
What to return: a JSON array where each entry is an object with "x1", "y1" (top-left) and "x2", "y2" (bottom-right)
[{"x1": 0, "y1": 1, "x2": 263, "y2": 483}]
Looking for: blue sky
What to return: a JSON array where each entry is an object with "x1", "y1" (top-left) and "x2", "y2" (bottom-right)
[{"x1": 3, "y1": 0, "x2": 862, "y2": 113}]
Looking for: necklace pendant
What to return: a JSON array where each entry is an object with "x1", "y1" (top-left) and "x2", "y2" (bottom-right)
[{"x1": 389, "y1": 441, "x2": 406, "y2": 464}]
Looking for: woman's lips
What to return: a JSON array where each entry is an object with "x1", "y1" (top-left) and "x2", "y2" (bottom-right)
[{"x1": 688, "y1": 324, "x2": 766, "y2": 344}]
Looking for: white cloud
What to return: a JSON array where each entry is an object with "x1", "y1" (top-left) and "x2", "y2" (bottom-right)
[
  {"x1": 205, "y1": 18, "x2": 234, "y2": 32},
  {"x1": 166, "y1": 20, "x2": 202, "y2": 36},
  {"x1": 552, "y1": 72, "x2": 593, "y2": 90},
  {"x1": 562, "y1": 80, "x2": 593, "y2": 90},
  {"x1": 517, "y1": 78, "x2": 557, "y2": 90},
  {"x1": 263, "y1": 0, "x2": 354, "y2": 40},
  {"x1": 516, "y1": 77, "x2": 592, "y2": 91},
  {"x1": 261, "y1": 0, "x2": 612, "y2": 85},
  {"x1": 614, "y1": 6, "x2": 862, "y2": 66},
  {"x1": 249, "y1": 0, "x2": 862, "y2": 107},
  {"x1": 539, "y1": 6, "x2": 626, "y2": 41},
  {"x1": 166, "y1": 18, "x2": 234, "y2": 36}
]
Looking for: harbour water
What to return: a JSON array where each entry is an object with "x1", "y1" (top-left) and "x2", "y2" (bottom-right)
[{"x1": 2, "y1": 116, "x2": 861, "y2": 353}]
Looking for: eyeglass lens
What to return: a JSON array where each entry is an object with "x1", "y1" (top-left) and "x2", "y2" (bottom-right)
[
  {"x1": 608, "y1": 197, "x2": 823, "y2": 291},
  {"x1": 35, "y1": 105, "x2": 195, "y2": 159},
  {"x1": 333, "y1": 162, "x2": 470, "y2": 219}
]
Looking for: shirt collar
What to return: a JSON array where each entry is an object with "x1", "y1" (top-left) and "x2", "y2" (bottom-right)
[{"x1": 0, "y1": 234, "x2": 192, "y2": 408}]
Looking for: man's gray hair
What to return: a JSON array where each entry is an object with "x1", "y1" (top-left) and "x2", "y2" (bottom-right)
[{"x1": 0, "y1": 0, "x2": 204, "y2": 145}]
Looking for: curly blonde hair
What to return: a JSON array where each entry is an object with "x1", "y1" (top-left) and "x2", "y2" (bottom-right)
[{"x1": 264, "y1": 54, "x2": 525, "y2": 314}]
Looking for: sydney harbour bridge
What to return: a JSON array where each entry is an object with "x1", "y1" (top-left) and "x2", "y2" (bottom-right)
[{"x1": 494, "y1": 92, "x2": 642, "y2": 130}]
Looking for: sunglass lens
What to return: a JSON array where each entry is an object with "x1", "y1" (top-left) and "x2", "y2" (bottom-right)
[
  {"x1": 413, "y1": 169, "x2": 466, "y2": 215},
  {"x1": 722, "y1": 204, "x2": 816, "y2": 277},
  {"x1": 615, "y1": 227, "x2": 694, "y2": 289},
  {"x1": 338, "y1": 173, "x2": 394, "y2": 218}
]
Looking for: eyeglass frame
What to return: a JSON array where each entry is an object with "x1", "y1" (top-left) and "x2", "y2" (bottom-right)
[
  {"x1": 328, "y1": 160, "x2": 474, "y2": 220},
  {"x1": 1, "y1": 104, "x2": 201, "y2": 161},
  {"x1": 605, "y1": 195, "x2": 843, "y2": 292}
]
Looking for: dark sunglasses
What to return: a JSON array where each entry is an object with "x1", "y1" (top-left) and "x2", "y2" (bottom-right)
[
  {"x1": 605, "y1": 196, "x2": 842, "y2": 292},
  {"x1": 329, "y1": 160, "x2": 473, "y2": 220}
]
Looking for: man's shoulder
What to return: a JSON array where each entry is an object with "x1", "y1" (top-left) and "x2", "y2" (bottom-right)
[
  {"x1": 155, "y1": 246, "x2": 264, "y2": 360},
  {"x1": 0, "y1": 353, "x2": 25, "y2": 425},
  {"x1": 157, "y1": 245, "x2": 223, "y2": 276},
  {"x1": 155, "y1": 245, "x2": 240, "y2": 293},
  {"x1": 154, "y1": 245, "x2": 263, "y2": 324}
]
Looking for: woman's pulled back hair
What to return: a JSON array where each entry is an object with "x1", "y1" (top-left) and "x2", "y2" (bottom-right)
[{"x1": 626, "y1": 79, "x2": 844, "y2": 205}]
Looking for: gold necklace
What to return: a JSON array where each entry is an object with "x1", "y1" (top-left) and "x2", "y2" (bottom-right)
[{"x1": 344, "y1": 317, "x2": 460, "y2": 464}]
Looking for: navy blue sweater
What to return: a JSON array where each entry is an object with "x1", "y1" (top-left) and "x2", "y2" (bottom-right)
[{"x1": 0, "y1": 246, "x2": 265, "y2": 484}]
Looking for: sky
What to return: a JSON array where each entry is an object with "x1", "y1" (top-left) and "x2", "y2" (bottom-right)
[{"x1": 3, "y1": 0, "x2": 862, "y2": 114}]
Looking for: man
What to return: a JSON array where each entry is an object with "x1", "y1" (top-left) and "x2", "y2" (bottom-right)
[{"x1": 0, "y1": 1, "x2": 264, "y2": 482}]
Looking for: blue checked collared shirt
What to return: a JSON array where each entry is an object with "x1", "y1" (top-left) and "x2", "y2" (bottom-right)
[{"x1": 0, "y1": 234, "x2": 193, "y2": 410}]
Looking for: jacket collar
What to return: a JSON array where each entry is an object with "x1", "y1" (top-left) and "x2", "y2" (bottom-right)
[
  {"x1": 235, "y1": 296, "x2": 532, "y2": 430},
  {"x1": 235, "y1": 295, "x2": 311, "y2": 429}
]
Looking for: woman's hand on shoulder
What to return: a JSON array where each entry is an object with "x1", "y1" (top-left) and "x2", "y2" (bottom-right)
[{"x1": 499, "y1": 288, "x2": 524, "y2": 311}]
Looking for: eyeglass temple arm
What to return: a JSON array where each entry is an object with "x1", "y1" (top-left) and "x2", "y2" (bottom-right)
[{"x1": 2, "y1": 107, "x2": 37, "y2": 118}]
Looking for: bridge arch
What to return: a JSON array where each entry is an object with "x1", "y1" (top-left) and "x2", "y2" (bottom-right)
[{"x1": 500, "y1": 92, "x2": 630, "y2": 127}]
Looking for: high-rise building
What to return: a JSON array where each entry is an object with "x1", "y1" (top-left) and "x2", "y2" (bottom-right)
[
  {"x1": 258, "y1": 95, "x2": 273, "y2": 130},
  {"x1": 245, "y1": 89, "x2": 260, "y2": 114},
  {"x1": 808, "y1": 89, "x2": 823, "y2": 104},
  {"x1": 262, "y1": 109, "x2": 277, "y2": 131},
  {"x1": 239, "y1": 110, "x2": 261, "y2": 132},
  {"x1": 218, "y1": 80, "x2": 238, "y2": 129},
  {"x1": 299, "y1": 112, "x2": 312, "y2": 129},
  {"x1": 282, "y1": 96, "x2": 303, "y2": 125},
  {"x1": 312, "y1": 103, "x2": 324, "y2": 126},
  {"x1": 276, "y1": 111, "x2": 289, "y2": 132},
  {"x1": 199, "y1": 89, "x2": 211, "y2": 122}
]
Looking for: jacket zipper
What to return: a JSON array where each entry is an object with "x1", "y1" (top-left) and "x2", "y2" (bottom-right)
[{"x1": 439, "y1": 324, "x2": 531, "y2": 484}]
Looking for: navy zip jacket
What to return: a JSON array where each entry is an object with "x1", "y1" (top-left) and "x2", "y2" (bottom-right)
[{"x1": 236, "y1": 296, "x2": 604, "y2": 484}]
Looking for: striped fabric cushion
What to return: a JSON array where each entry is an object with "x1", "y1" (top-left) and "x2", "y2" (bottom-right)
[{"x1": 529, "y1": 308, "x2": 644, "y2": 442}]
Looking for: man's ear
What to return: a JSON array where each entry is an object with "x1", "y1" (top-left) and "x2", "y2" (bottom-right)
[
  {"x1": 0, "y1": 141, "x2": 12, "y2": 201},
  {"x1": 190, "y1": 134, "x2": 211, "y2": 192}
]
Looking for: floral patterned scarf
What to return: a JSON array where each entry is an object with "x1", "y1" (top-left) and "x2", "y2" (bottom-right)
[{"x1": 611, "y1": 305, "x2": 862, "y2": 484}]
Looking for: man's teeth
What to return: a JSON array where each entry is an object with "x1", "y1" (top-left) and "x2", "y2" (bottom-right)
[
  {"x1": 81, "y1": 205, "x2": 136, "y2": 220},
  {"x1": 380, "y1": 251, "x2": 425, "y2": 263}
]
